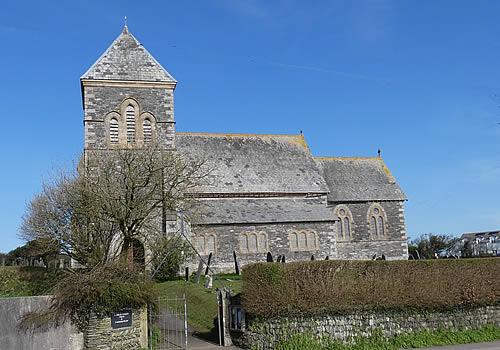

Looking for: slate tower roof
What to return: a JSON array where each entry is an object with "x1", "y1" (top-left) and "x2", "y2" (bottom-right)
[{"x1": 81, "y1": 25, "x2": 176, "y2": 82}]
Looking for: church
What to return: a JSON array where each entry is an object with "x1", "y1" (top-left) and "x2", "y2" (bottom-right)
[{"x1": 81, "y1": 26, "x2": 408, "y2": 271}]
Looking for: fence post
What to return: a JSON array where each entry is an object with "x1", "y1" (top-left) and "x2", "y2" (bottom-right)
[{"x1": 184, "y1": 294, "x2": 188, "y2": 349}]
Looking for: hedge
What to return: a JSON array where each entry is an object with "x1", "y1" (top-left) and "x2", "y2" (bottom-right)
[
  {"x1": 242, "y1": 259, "x2": 500, "y2": 318},
  {"x1": 0, "y1": 266, "x2": 62, "y2": 297}
]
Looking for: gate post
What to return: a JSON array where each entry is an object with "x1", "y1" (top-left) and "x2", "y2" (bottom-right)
[{"x1": 217, "y1": 288, "x2": 234, "y2": 347}]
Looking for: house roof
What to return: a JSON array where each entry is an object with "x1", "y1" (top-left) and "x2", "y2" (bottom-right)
[
  {"x1": 176, "y1": 133, "x2": 329, "y2": 195},
  {"x1": 315, "y1": 157, "x2": 406, "y2": 202},
  {"x1": 81, "y1": 26, "x2": 176, "y2": 82},
  {"x1": 189, "y1": 197, "x2": 336, "y2": 225},
  {"x1": 461, "y1": 230, "x2": 500, "y2": 240}
]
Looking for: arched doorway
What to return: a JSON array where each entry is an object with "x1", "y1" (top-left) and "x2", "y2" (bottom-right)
[{"x1": 130, "y1": 239, "x2": 145, "y2": 269}]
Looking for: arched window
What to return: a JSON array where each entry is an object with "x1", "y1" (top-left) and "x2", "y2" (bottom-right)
[
  {"x1": 248, "y1": 234, "x2": 257, "y2": 252},
  {"x1": 289, "y1": 232, "x2": 298, "y2": 251},
  {"x1": 368, "y1": 204, "x2": 388, "y2": 238},
  {"x1": 126, "y1": 105, "x2": 135, "y2": 143},
  {"x1": 194, "y1": 233, "x2": 216, "y2": 255},
  {"x1": 143, "y1": 118, "x2": 152, "y2": 143},
  {"x1": 240, "y1": 232, "x2": 268, "y2": 254},
  {"x1": 334, "y1": 205, "x2": 354, "y2": 241},
  {"x1": 258, "y1": 233, "x2": 267, "y2": 251},
  {"x1": 109, "y1": 118, "x2": 119, "y2": 144},
  {"x1": 289, "y1": 230, "x2": 318, "y2": 251}
]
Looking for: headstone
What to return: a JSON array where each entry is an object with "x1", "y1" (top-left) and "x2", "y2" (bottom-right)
[
  {"x1": 205, "y1": 252, "x2": 213, "y2": 276},
  {"x1": 266, "y1": 252, "x2": 273, "y2": 262},
  {"x1": 205, "y1": 275, "x2": 213, "y2": 289},
  {"x1": 233, "y1": 251, "x2": 240, "y2": 275},
  {"x1": 195, "y1": 259, "x2": 204, "y2": 284}
]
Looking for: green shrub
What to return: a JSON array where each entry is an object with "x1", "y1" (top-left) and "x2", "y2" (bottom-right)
[
  {"x1": 242, "y1": 259, "x2": 500, "y2": 318},
  {"x1": 0, "y1": 266, "x2": 62, "y2": 297},
  {"x1": 18, "y1": 261, "x2": 157, "y2": 332},
  {"x1": 151, "y1": 237, "x2": 194, "y2": 282}
]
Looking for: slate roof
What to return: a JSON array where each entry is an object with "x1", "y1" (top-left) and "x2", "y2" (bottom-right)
[
  {"x1": 81, "y1": 26, "x2": 176, "y2": 82},
  {"x1": 461, "y1": 230, "x2": 500, "y2": 241},
  {"x1": 315, "y1": 157, "x2": 406, "y2": 202},
  {"x1": 176, "y1": 133, "x2": 329, "y2": 194},
  {"x1": 189, "y1": 197, "x2": 336, "y2": 225}
]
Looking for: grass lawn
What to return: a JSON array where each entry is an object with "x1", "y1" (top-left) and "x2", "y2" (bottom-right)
[
  {"x1": 155, "y1": 273, "x2": 242, "y2": 334},
  {"x1": 0, "y1": 266, "x2": 61, "y2": 297}
]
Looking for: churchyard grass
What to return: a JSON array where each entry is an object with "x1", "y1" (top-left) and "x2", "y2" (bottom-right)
[
  {"x1": 0, "y1": 266, "x2": 61, "y2": 297},
  {"x1": 275, "y1": 325, "x2": 500, "y2": 350},
  {"x1": 155, "y1": 274, "x2": 242, "y2": 333}
]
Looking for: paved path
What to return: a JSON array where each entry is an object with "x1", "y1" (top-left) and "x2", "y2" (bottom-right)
[
  {"x1": 416, "y1": 341, "x2": 500, "y2": 350},
  {"x1": 188, "y1": 334, "x2": 241, "y2": 350},
  {"x1": 185, "y1": 336, "x2": 500, "y2": 350}
]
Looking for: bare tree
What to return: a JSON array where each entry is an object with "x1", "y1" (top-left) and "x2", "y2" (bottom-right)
[{"x1": 20, "y1": 143, "x2": 209, "y2": 268}]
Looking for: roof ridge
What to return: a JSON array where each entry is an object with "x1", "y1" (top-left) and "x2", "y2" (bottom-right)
[
  {"x1": 315, "y1": 156, "x2": 381, "y2": 160},
  {"x1": 177, "y1": 131, "x2": 302, "y2": 137}
]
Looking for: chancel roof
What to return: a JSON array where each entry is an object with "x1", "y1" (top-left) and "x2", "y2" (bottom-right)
[
  {"x1": 189, "y1": 197, "x2": 335, "y2": 225},
  {"x1": 81, "y1": 26, "x2": 176, "y2": 82},
  {"x1": 176, "y1": 133, "x2": 329, "y2": 195},
  {"x1": 315, "y1": 157, "x2": 406, "y2": 202}
]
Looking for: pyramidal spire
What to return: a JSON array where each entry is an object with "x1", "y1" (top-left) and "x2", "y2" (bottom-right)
[{"x1": 81, "y1": 25, "x2": 176, "y2": 83}]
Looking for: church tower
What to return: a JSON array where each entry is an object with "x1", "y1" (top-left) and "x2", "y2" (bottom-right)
[{"x1": 81, "y1": 26, "x2": 177, "y2": 153}]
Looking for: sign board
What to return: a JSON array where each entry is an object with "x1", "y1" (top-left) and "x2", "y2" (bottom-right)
[{"x1": 111, "y1": 308, "x2": 133, "y2": 329}]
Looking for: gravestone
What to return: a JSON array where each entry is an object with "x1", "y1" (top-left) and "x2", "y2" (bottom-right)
[
  {"x1": 205, "y1": 252, "x2": 213, "y2": 276},
  {"x1": 195, "y1": 259, "x2": 204, "y2": 284},
  {"x1": 233, "y1": 251, "x2": 240, "y2": 275}
]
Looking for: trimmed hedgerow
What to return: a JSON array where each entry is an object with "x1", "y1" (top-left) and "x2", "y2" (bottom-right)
[{"x1": 242, "y1": 259, "x2": 500, "y2": 318}]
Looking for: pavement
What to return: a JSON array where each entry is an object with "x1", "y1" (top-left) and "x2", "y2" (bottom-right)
[
  {"x1": 186, "y1": 340, "x2": 500, "y2": 350},
  {"x1": 188, "y1": 334, "x2": 241, "y2": 350}
]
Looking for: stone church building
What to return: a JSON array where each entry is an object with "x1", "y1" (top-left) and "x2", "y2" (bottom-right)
[{"x1": 81, "y1": 27, "x2": 408, "y2": 271}]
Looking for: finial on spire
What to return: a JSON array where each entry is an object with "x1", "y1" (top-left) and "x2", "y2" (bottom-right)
[{"x1": 123, "y1": 16, "x2": 129, "y2": 34}]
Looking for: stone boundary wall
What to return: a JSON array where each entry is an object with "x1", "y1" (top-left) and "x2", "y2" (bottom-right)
[
  {"x1": 84, "y1": 307, "x2": 148, "y2": 350},
  {"x1": 0, "y1": 295, "x2": 83, "y2": 350},
  {"x1": 234, "y1": 306, "x2": 500, "y2": 350}
]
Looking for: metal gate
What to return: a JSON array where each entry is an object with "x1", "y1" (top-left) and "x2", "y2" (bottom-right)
[{"x1": 149, "y1": 296, "x2": 188, "y2": 350}]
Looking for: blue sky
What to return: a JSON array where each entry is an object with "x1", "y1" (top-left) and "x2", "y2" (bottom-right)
[{"x1": 0, "y1": 0, "x2": 499, "y2": 252}]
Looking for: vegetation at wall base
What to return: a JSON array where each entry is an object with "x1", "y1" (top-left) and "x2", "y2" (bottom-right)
[
  {"x1": 242, "y1": 259, "x2": 500, "y2": 318},
  {"x1": 0, "y1": 266, "x2": 62, "y2": 297},
  {"x1": 275, "y1": 325, "x2": 500, "y2": 350}
]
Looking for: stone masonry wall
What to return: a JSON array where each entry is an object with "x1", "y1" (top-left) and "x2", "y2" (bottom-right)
[
  {"x1": 235, "y1": 306, "x2": 500, "y2": 350},
  {"x1": 192, "y1": 221, "x2": 337, "y2": 273},
  {"x1": 84, "y1": 308, "x2": 147, "y2": 350},
  {"x1": 83, "y1": 85, "x2": 175, "y2": 150},
  {"x1": 334, "y1": 200, "x2": 408, "y2": 260},
  {"x1": 0, "y1": 296, "x2": 83, "y2": 350}
]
